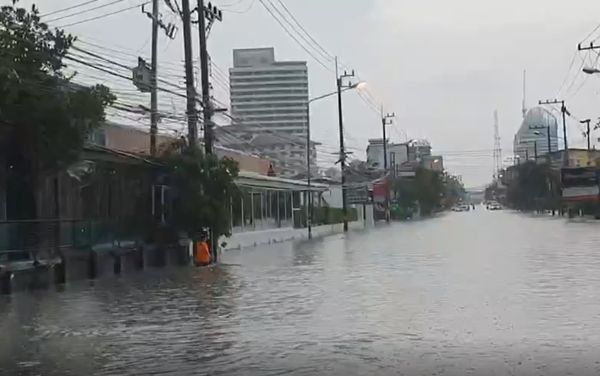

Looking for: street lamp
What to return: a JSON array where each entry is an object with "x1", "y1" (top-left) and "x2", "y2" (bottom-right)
[
  {"x1": 305, "y1": 80, "x2": 365, "y2": 239},
  {"x1": 580, "y1": 118, "x2": 592, "y2": 151},
  {"x1": 532, "y1": 130, "x2": 552, "y2": 159},
  {"x1": 335, "y1": 58, "x2": 361, "y2": 233},
  {"x1": 583, "y1": 66, "x2": 600, "y2": 75},
  {"x1": 381, "y1": 110, "x2": 395, "y2": 223}
]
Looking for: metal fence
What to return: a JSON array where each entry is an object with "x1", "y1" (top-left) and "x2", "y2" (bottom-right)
[{"x1": 0, "y1": 219, "x2": 142, "y2": 262}]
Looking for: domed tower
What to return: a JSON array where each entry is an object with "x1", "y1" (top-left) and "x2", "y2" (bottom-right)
[{"x1": 513, "y1": 107, "x2": 559, "y2": 161}]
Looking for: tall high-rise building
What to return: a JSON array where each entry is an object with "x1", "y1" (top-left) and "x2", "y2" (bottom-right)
[
  {"x1": 229, "y1": 47, "x2": 308, "y2": 136},
  {"x1": 228, "y1": 47, "x2": 312, "y2": 177},
  {"x1": 513, "y1": 107, "x2": 559, "y2": 161}
]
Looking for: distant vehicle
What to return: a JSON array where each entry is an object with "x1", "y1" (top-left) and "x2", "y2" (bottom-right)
[
  {"x1": 452, "y1": 204, "x2": 471, "y2": 212},
  {"x1": 486, "y1": 201, "x2": 502, "y2": 210}
]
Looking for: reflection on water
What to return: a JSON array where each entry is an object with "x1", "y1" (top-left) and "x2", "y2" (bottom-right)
[{"x1": 3, "y1": 210, "x2": 600, "y2": 375}]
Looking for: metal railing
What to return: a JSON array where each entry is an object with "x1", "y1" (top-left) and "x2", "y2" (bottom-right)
[{"x1": 0, "y1": 219, "x2": 144, "y2": 262}]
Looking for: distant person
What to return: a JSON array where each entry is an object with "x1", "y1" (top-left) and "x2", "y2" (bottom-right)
[{"x1": 194, "y1": 232, "x2": 211, "y2": 266}]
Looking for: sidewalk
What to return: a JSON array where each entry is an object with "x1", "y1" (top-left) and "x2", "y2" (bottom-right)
[{"x1": 222, "y1": 221, "x2": 366, "y2": 251}]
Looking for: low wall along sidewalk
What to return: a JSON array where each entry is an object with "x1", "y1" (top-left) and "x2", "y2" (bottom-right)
[{"x1": 222, "y1": 221, "x2": 365, "y2": 251}]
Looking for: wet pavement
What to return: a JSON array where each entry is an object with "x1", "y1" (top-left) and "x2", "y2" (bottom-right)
[{"x1": 2, "y1": 209, "x2": 600, "y2": 375}]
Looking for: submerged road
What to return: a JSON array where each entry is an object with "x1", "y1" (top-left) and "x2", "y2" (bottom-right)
[{"x1": 3, "y1": 209, "x2": 600, "y2": 375}]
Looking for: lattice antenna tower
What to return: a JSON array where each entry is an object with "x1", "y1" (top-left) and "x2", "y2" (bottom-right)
[
  {"x1": 493, "y1": 110, "x2": 502, "y2": 179},
  {"x1": 522, "y1": 69, "x2": 527, "y2": 119}
]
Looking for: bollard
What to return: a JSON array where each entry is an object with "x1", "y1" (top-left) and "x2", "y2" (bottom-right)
[
  {"x1": 88, "y1": 250, "x2": 98, "y2": 279},
  {"x1": 0, "y1": 270, "x2": 12, "y2": 295},
  {"x1": 54, "y1": 257, "x2": 66, "y2": 285},
  {"x1": 113, "y1": 254, "x2": 122, "y2": 275},
  {"x1": 136, "y1": 247, "x2": 144, "y2": 270}
]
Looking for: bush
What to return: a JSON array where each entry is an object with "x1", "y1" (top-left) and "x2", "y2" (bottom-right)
[
  {"x1": 157, "y1": 144, "x2": 239, "y2": 240},
  {"x1": 294, "y1": 206, "x2": 358, "y2": 227}
]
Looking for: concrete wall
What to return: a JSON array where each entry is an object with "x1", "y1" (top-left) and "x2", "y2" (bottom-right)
[
  {"x1": 215, "y1": 147, "x2": 272, "y2": 175},
  {"x1": 367, "y1": 140, "x2": 409, "y2": 170},
  {"x1": 103, "y1": 123, "x2": 174, "y2": 155},
  {"x1": 321, "y1": 186, "x2": 343, "y2": 208},
  {"x1": 98, "y1": 123, "x2": 273, "y2": 175},
  {"x1": 222, "y1": 216, "x2": 372, "y2": 252},
  {"x1": 422, "y1": 155, "x2": 444, "y2": 172}
]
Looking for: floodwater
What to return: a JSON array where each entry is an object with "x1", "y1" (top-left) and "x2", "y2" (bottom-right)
[{"x1": 3, "y1": 209, "x2": 600, "y2": 375}]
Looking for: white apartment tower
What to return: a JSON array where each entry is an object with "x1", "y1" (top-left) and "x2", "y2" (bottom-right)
[{"x1": 229, "y1": 47, "x2": 309, "y2": 137}]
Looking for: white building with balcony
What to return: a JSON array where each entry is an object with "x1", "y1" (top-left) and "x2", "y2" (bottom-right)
[
  {"x1": 229, "y1": 47, "x2": 308, "y2": 137},
  {"x1": 366, "y1": 138, "x2": 409, "y2": 172}
]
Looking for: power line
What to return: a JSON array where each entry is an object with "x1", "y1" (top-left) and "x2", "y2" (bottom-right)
[
  {"x1": 53, "y1": 1, "x2": 151, "y2": 28},
  {"x1": 218, "y1": 0, "x2": 248, "y2": 7},
  {"x1": 63, "y1": 54, "x2": 191, "y2": 101},
  {"x1": 562, "y1": 53, "x2": 588, "y2": 96},
  {"x1": 220, "y1": 0, "x2": 257, "y2": 13},
  {"x1": 556, "y1": 52, "x2": 578, "y2": 97},
  {"x1": 580, "y1": 22, "x2": 600, "y2": 44},
  {"x1": 40, "y1": 0, "x2": 102, "y2": 17},
  {"x1": 44, "y1": 0, "x2": 127, "y2": 23},
  {"x1": 265, "y1": 0, "x2": 332, "y2": 64},
  {"x1": 567, "y1": 52, "x2": 600, "y2": 101},
  {"x1": 257, "y1": 0, "x2": 332, "y2": 72},
  {"x1": 275, "y1": 0, "x2": 334, "y2": 60},
  {"x1": 69, "y1": 46, "x2": 188, "y2": 91}
]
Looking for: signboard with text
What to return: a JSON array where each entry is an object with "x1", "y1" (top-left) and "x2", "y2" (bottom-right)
[{"x1": 561, "y1": 167, "x2": 600, "y2": 202}]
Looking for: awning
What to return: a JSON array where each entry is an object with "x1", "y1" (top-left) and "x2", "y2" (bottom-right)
[{"x1": 235, "y1": 171, "x2": 329, "y2": 192}]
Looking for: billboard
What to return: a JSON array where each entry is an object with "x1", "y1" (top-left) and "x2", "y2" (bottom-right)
[{"x1": 561, "y1": 167, "x2": 599, "y2": 202}]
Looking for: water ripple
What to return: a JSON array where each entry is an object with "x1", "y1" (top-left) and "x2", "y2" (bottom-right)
[{"x1": 2, "y1": 211, "x2": 600, "y2": 375}]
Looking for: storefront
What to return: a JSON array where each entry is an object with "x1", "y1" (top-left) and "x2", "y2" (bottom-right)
[{"x1": 231, "y1": 171, "x2": 328, "y2": 233}]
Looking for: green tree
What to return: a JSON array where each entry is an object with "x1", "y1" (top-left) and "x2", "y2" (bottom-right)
[
  {"x1": 392, "y1": 168, "x2": 462, "y2": 217},
  {"x1": 1, "y1": 1, "x2": 115, "y2": 216},
  {"x1": 506, "y1": 161, "x2": 560, "y2": 211},
  {"x1": 159, "y1": 144, "x2": 239, "y2": 240},
  {"x1": 392, "y1": 167, "x2": 464, "y2": 215},
  {"x1": 442, "y1": 172, "x2": 465, "y2": 208}
]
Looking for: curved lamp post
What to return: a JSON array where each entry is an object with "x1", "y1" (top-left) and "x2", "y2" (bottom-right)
[{"x1": 305, "y1": 81, "x2": 365, "y2": 238}]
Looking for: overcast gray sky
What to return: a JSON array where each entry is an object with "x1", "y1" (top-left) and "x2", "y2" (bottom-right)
[{"x1": 27, "y1": 0, "x2": 600, "y2": 187}]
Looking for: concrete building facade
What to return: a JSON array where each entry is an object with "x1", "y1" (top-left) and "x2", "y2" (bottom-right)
[
  {"x1": 229, "y1": 48, "x2": 308, "y2": 137},
  {"x1": 214, "y1": 125, "x2": 317, "y2": 177},
  {"x1": 407, "y1": 139, "x2": 432, "y2": 162},
  {"x1": 367, "y1": 138, "x2": 439, "y2": 175},
  {"x1": 91, "y1": 122, "x2": 274, "y2": 175},
  {"x1": 228, "y1": 48, "x2": 311, "y2": 177},
  {"x1": 422, "y1": 155, "x2": 444, "y2": 172},
  {"x1": 366, "y1": 138, "x2": 409, "y2": 171}
]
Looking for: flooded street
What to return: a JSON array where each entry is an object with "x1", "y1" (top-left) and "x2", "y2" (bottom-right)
[{"x1": 3, "y1": 209, "x2": 600, "y2": 375}]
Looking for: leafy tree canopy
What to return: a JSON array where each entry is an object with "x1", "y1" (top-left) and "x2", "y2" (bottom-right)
[
  {"x1": 158, "y1": 144, "x2": 240, "y2": 240},
  {"x1": 0, "y1": 0, "x2": 115, "y2": 174},
  {"x1": 392, "y1": 168, "x2": 465, "y2": 216},
  {"x1": 506, "y1": 161, "x2": 560, "y2": 210}
]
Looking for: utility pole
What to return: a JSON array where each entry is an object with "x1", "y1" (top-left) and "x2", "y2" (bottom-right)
[
  {"x1": 336, "y1": 57, "x2": 356, "y2": 232},
  {"x1": 306, "y1": 103, "x2": 312, "y2": 239},
  {"x1": 530, "y1": 125, "x2": 552, "y2": 157},
  {"x1": 194, "y1": 1, "x2": 222, "y2": 262},
  {"x1": 533, "y1": 140, "x2": 538, "y2": 161},
  {"x1": 150, "y1": 0, "x2": 159, "y2": 156},
  {"x1": 141, "y1": 2, "x2": 176, "y2": 155},
  {"x1": 196, "y1": 0, "x2": 222, "y2": 155},
  {"x1": 580, "y1": 119, "x2": 591, "y2": 151},
  {"x1": 493, "y1": 110, "x2": 502, "y2": 179},
  {"x1": 381, "y1": 108, "x2": 395, "y2": 223},
  {"x1": 539, "y1": 99, "x2": 568, "y2": 165},
  {"x1": 181, "y1": 0, "x2": 198, "y2": 145}
]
